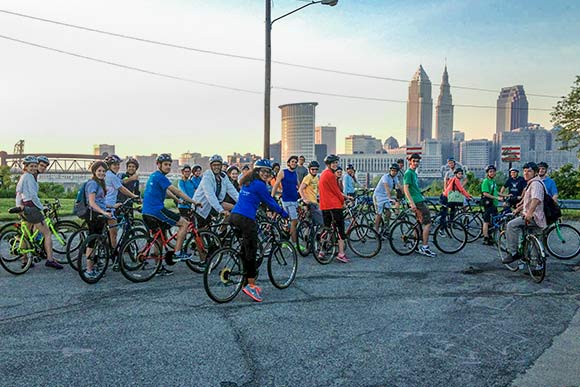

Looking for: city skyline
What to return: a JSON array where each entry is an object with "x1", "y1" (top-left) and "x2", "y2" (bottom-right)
[{"x1": 1, "y1": 0, "x2": 578, "y2": 157}]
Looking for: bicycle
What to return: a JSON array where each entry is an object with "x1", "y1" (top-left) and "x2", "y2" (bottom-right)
[
  {"x1": 0, "y1": 205, "x2": 80, "y2": 275},
  {"x1": 543, "y1": 220, "x2": 580, "y2": 260},
  {"x1": 203, "y1": 224, "x2": 298, "y2": 303},
  {"x1": 497, "y1": 219, "x2": 547, "y2": 283}
]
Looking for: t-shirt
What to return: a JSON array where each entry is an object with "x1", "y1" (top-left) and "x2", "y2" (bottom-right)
[
  {"x1": 373, "y1": 174, "x2": 398, "y2": 203},
  {"x1": 117, "y1": 172, "x2": 140, "y2": 203},
  {"x1": 300, "y1": 174, "x2": 319, "y2": 204},
  {"x1": 296, "y1": 165, "x2": 308, "y2": 185},
  {"x1": 403, "y1": 168, "x2": 423, "y2": 204},
  {"x1": 542, "y1": 176, "x2": 558, "y2": 198},
  {"x1": 178, "y1": 178, "x2": 196, "y2": 209},
  {"x1": 105, "y1": 170, "x2": 123, "y2": 207},
  {"x1": 343, "y1": 174, "x2": 356, "y2": 195},
  {"x1": 85, "y1": 179, "x2": 107, "y2": 212},
  {"x1": 481, "y1": 177, "x2": 498, "y2": 207},
  {"x1": 504, "y1": 176, "x2": 526, "y2": 197},
  {"x1": 525, "y1": 177, "x2": 547, "y2": 228},
  {"x1": 142, "y1": 170, "x2": 172, "y2": 215}
]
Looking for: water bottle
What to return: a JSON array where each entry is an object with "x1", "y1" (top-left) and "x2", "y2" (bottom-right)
[
  {"x1": 34, "y1": 233, "x2": 43, "y2": 243},
  {"x1": 518, "y1": 262, "x2": 525, "y2": 270}
]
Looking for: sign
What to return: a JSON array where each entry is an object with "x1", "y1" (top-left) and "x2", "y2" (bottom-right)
[
  {"x1": 406, "y1": 146, "x2": 423, "y2": 155},
  {"x1": 501, "y1": 146, "x2": 521, "y2": 162}
]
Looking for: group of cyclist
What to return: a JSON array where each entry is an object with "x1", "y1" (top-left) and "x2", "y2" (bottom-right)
[{"x1": 10, "y1": 150, "x2": 574, "y2": 302}]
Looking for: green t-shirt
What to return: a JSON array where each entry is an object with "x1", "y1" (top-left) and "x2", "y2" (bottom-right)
[
  {"x1": 481, "y1": 177, "x2": 498, "y2": 207},
  {"x1": 403, "y1": 168, "x2": 423, "y2": 204}
]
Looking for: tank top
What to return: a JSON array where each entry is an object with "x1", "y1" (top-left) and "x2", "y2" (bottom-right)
[{"x1": 281, "y1": 168, "x2": 299, "y2": 202}]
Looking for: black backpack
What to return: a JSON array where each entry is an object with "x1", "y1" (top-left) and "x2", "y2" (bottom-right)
[{"x1": 533, "y1": 181, "x2": 561, "y2": 225}]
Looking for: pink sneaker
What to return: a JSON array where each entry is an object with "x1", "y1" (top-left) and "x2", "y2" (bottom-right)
[{"x1": 336, "y1": 253, "x2": 349, "y2": 263}]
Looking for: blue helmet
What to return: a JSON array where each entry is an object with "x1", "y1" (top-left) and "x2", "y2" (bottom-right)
[
  {"x1": 37, "y1": 155, "x2": 50, "y2": 165},
  {"x1": 254, "y1": 159, "x2": 272, "y2": 170},
  {"x1": 23, "y1": 155, "x2": 38, "y2": 165}
]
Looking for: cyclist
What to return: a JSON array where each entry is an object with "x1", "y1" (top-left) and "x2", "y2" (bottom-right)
[
  {"x1": 271, "y1": 155, "x2": 300, "y2": 243},
  {"x1": 296, "y1": 155, "x2": 309, "y2": 185},
  {"x1": 193, "y1": 154, "x2": 239, "y2": 228},
  {"x1": 104, "y1": 155, "x2": 140, "y2": 259},
  {"x1": 481, "y1": 164, "x2": 505, "y2": 246},
  {"x1": 441, "y1": 157, "x2": 465, "y2": 188},
  {"x1": 230, "y1": 159, "x2": 289, "y2": 302},
  {"x1": 335, "y1": 166, "x2": 344, "y2": 192},
  {"x1": 270, "y1": 162, "x2": 281, "y2": 192},
  {"x1": 298, "y1": 160, "x2": 323, "y2": 226},
  {"x1": 440, "y1": 168, "x2": 472, "y2": 226},
  {"x1": 502, "y1": 162, "x2": 547, "y2": 264},
  {"x1": 117, "y1": 157, "x2": 140, "y2": 204},
  {"x1": 84, "y1": 161, "x2": 113, "y2": 278},
  {"x1": 343, "y1": 164, "x2": 358, "y2": 198},
  {"x1": 403, "y1": 153, "x2": 436, "y2": 257},
  {"x1": 538, "y1": 162, "x2": 558, "y2": 200},
  {"x1": 319, "y1": 155, "x2": 352, "y2": 263},
  {"x1": 177, "y1": 164, "x2": 196, "y2": 218},
  {"x1": 501, "y1": 167, "x2": 526, "y2": 208},
  {"x1": 373, "y1": 164, "x2": 400, "y2": 234},
  {"x1": 226, "y1": 165, "x2": 241, "y2": 192},
  {"x1": 15, "y1": 156, "x2": 62, "y2": 269},
  {"x1": 142, "y1": 154, "x2": 201, "y2": 265},
  {"x1": 395, "y1": 158, "x2": 406, "y2": 201},
  {"x1": 36, "y1": 155, "x2": 50, "y2": 178},
  {"x1": 191, "y1": 164, "x2": 203, "y2": 193}
]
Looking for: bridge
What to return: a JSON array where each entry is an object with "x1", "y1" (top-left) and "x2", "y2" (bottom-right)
[{"x1": 0, "y1": 152, "x2": 99, "y2": 173}]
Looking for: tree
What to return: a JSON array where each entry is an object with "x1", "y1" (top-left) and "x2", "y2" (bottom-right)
[
  {"x1": 550, "y1": 163, "x2": 580, "y2": 199},
  {"x1": 464, "y1": 172, "x2": 482, "y2": 196},
  {"x1": 552, "y1": 75, "x2": 580, "y2": 156}
]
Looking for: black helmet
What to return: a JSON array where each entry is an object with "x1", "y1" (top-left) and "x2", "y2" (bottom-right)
[
  {"x1": 346, "y1": 164, "x2": 354, "y2": 170},
  {"x1": 308, "y1": 160, "x2": 320, "y2": 169},
  {"x1": 389, "y1": 163, "x2": 400, "y2": 171},
  {"x1": 485, "y1": 164, "x2": 496, "y2": 172},
  {"x1": 324, "y1": 154, "x2": 339, "y2": 164},
  {"x1": 104, "y1": 154, "x2": 122, "y2": 165},
  {"x1": 523, "y1": 162, "x2": 539, "y2": 172},
  {"x1": 447, "y1": 157, "x2": 456, "y2": 162},
  {"x1": 538, "y1": 161, "x2": 548, "y2": 169},
  {"x1": 126, "y1": 157, "x2": 139, "y2": 168},
  {"x1": 156, "y1": 153, "x2": 173, "y2": 163},
  {"x1": 396, "y1": 158, "x2": 405, "y2": 164},
  {"x1": 336, "y1": 166, "x2": 343, "y2": 171},
  {"x1": 454, "y1": 168, "x2": 464, "y2": 174},
  {"x1": 509, "y1": 167, "x2": 519, "y2": 173}
]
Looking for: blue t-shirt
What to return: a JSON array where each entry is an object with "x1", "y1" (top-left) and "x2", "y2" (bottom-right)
[
  {"x1": 232, "y1": 179, "x2": 285, "y2": 221},
  {"x1": 178, "y1": 178, "x2": 196, "y2": 209},
  {"x1": 281, "y1": 168, "x2": 299, "y2": 202},
  {"x1": 504, "y1": 176, "x2": 526, "y2": 197},
  {"x1": 85, "y1": 179, "x2": 107, "y2": 212},
  {"x1": 105, "y1": 170, "x2": 123, "y2": 207},
  {"x1": 191, "y1": 176, "x2": 202, "y2": 192},
  {"x1": 542, "y1": 176, "x2": 558, "y2": 197},
  {"x1": 142, "y1": 171, "x2": 172, "y2": 215},
  {"x1": 343, "y1": 174, "x2": 355, "y2": 194}
]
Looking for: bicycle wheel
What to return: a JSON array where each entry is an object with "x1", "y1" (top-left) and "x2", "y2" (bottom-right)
[
  {"x1": 525, "y1": 235, "x2": 546, "y2": 283},
  {"x1": 66, "y1": 228, "x2": 88, "y2": 271},
  {"x1": 78, "y1": 234, "x2": 110, "y2": 284},
  {"x1": 313, "y1": 227, "x2": 336, "y2": 264},
  {"x1": 498, "y1": 231, "x2": 518, "y2": 272},
  {"x1": 389, "y1": 220, "x2": 419, "y2": 256},
  {"x1": 296, "y1": 220, "x2": 313, "y2": 257},
  {"x1": 184, "y1": 230, "x2": 222, "y2": 273},
  {"x1": 545, "y1": 223, "x2": 580, "y2": 260},
  {"x1": 50, "y1": 220, "x2": 80, "y2": 263},
  {"x1": 347, "y1": 225, "x2": 381, "y2": 258},
  {"x1": 118, "y1": 234, "x2": 162, "y2": 283},
  {"x1": 203, "y1": 247, "x2": 244, "y2": 303},
  {"x1": 268, "y1": 240, "x2": 298, "y2": 289},
  {"x1": 433, "y1": 220, "x2": 467, "y2": 254},
  {"x1": 455, "y1": 213, "x2": 483, "y2": 243},
  {"x1": 0, "y1": 230, "x2": 33, "y2": 275}
]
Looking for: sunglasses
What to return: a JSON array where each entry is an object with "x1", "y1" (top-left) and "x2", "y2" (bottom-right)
[{"x1": 310, "y1": 168, "x2": 319, "y2": 171}]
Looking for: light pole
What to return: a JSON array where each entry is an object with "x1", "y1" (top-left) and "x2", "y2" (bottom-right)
[{"x1": 264, "y1": 0, "x2": 338, "y2": 160}]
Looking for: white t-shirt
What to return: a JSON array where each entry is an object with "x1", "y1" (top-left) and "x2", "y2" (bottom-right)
[{"x1": 373, "y1": 174, "x2": 398, "y2": 203}]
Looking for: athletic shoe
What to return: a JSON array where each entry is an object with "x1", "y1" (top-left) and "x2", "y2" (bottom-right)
[
  {"x1": 242, "y1": 284, "x2": 263, "y2": 302},
  {"x1": 417, "y1": 246, "x2": 437, "y2": 257},
  {"x1": 45, "y1": 260, "x2": 64, "y2": 270},
  {"x1": 84, "y1": 270, "x2": 98, "y2": 279},
  {"x1": 336, "y1": 253, "x2": 350, "y2": 263},
  {"x1": 174, "y1": 251, "x2": 193, "y2": 261},
  {"x1": 156, "y1": 266, "x2": 174, "y2": 276},
  {"x1": 502, "y1": 253, "x2": 521, "y2": 264},
  {"x1": 112, "y1": 263, "x2": 120, "y2": 272}
]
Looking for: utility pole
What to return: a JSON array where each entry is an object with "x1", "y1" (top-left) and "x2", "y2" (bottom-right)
[{"x1": 264, "y1": 0, "x2": 272, "y2": 160}]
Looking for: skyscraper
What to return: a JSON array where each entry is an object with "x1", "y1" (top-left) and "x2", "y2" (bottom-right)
[
  {"x1": 406, "y1": 65, "x2": 433, "y2": 146},
  {"x1": 435, "y1": 65, "x2": 454, "y2": 149},
  {"x1": 496, "y1": 85, "x2": 528, "y2": 135},
  {"x1": 315, "y1": 126, "x2": 337, "y2": 155},
  {"x1": 279, "y1": 102, "x2": 318, "y2": 163}
]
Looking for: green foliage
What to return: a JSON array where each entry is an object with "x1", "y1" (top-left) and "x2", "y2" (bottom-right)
[
  {"x1": 551, "y1": 163, "x2": 580, "y2": 199},
  {"x1": 552, "y1": 75, "x2": 580, "y2": 156},
  {"x1": 423, "y1": 180, "x2": 443, "y2": 197},
  {"x1": 370, "y1": 175, "x2": 382, "y2": 187},
  {"x1": 465, "y1": 172, "x2": 482, "y2": 196},
  {"x1": 0, "y1": 166, "x2": 13, "y2": 190},
  {"x1": 494, "y1": 171, "x2": 507, "y2": 188},
  {"x1": 38, "y1": 182, "x2": 66, "y2": 199}
]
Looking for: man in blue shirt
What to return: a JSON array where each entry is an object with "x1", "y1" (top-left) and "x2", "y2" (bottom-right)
[
  {"x1": 142, "y1": 154, "x2": 200, "y2": 263},
  {"x1": 538, "y1": 162, "x2": 558, "y2": 200},
  {"x1": 343, "y1": 164, "x2": 358, "y2": 197},
  {"x1": 271, "y1": 155, "x2": 300, "y2": 243},
  {"x1": 501, "y1": 168, "x2": 526, "y2": 208},
  {"x1": 177, "y1": 164, "x2": 196, "y2": 218}
]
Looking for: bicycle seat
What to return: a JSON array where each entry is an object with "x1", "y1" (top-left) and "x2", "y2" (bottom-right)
[{"x1": 8, "y1": 207, "x2": 23, "y2": 214}]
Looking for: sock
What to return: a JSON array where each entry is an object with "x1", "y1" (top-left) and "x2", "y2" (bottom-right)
[
  {"x1": 175, "y1": 250, "x2": 181, "y2": 255},
  {"x1": 422, "y1": 245, "x2": 429, "y2": 249}
]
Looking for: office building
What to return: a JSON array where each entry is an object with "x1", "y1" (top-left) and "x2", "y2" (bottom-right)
[
  {"x1": 345, "y1": 135, "x2": 383, "y2": 154},
  {"x1": 435, "y1": 65, "x2": 454, "y2": 157},
  {"x1": 315, "y1": 144, "x2": 328, "y2": 166},
  {"x1": 383, "y1": 136, "x2": 400, "y2": 150},
  {"x1": 460, "y1": 140, "x2": 492, "y2": 177},
  {"x1": 496, "y1": 85, "x2": 528, "y2": 135},
  {"x1": 315, "y1": 126, "x2": 337, "y2": 155},
  {"x1": 93, "y1": 144, "x2": 115, "y2": 157},
  {"x1": 406, "y1": 65, "x2": 433, "y2": 146},
  {"x1": 269, "y1": 141, "x2": 281, "y2": 164},
  {"x1": 279, "y1": 102, "x2": 318, "y2": 163}
]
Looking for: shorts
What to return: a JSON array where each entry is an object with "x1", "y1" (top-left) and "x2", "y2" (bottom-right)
[
  {"x1": 483, "y1": 205, "x2": 498, "y2": 223},
  {"x1": 307, "y1": 203, "x2": 324, "y2": 226},
  {"x1": 282, "y1": 201, "x2": 299, "y2": 221},
  {"x1": 322, "y1": 208, "x2": 346, "y2": 239},
  {"x1": 415, "y1": 202, "x2": 431, "y2": 226},
  {"x1": 143, "y1": 208, "x2": 180, "y2": 232},
  {"x1": 373, "y1": 197, "x2": 392, "y2": 214},
  {"x1": 23, "y1": 207, "x2": 45, "y2": 224}
]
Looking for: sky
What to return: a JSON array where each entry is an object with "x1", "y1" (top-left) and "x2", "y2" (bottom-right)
[{"x1": 1, "y1": 0, "x2": 579, "y2": 158}]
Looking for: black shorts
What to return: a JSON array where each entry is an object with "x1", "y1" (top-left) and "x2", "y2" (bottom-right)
[
  {"x1": 483, "y1": 205, "x2": 498, "y2": 223},
  {"x1": 23, "y1": 207, "x2": 44, "y2": 224},
  {"x1": 143, "y1": 208, "x2": 180, "y2": 232}
]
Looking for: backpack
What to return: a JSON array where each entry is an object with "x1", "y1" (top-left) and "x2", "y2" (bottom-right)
[
  {"x1": 73, "y1": 181, "x2": 89, "y2": 218},
  {"x1": 533, "y1": 181, "x2": 561, "y2": 225}
]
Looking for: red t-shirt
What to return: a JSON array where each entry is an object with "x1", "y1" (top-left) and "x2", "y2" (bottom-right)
[{"x1": 319, "y1": 169, "x2": 344, "y2": 210}]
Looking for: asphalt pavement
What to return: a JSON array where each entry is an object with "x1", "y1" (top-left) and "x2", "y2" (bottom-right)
[{"x1": 1, "y1": 238, "x2": 579, "y2": 387}]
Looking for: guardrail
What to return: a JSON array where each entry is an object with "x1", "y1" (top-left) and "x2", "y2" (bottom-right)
[{"x1": 423, "y1": 197, "x2": 580, "y2": 210}]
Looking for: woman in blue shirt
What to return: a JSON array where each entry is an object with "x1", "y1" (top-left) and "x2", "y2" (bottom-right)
[
  {"x1": 178, "y1": 164, "x2": 196, "y2": 218},
  {"x1": 230, "y1": 159, "x2": 288, "y2": 302}
]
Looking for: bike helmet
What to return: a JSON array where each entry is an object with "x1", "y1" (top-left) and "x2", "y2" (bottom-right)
[
  {"x1": 208, "y1": 154, "x2": 223, "y2": 165},
  {"x1": 241, "y1": 164, "x2": 250, "y2": 171},
  {"x1": 156, "y1": 153, "x2": 173, "y2": 163},
  {"x1": 390, "y1": 163, "x2": 400, "y2": 171},
  {"x1": 104, "y1": 154, "x2": 122, "y2": 165},
  {"x1": 484, "y1": 164, "x2": 496, "y2": 172},
  {"x1": 537, "y1": 161, "x2": 549, "y2": 169},
  {"x1": 454, "y1": 168, "x2": 464, "y2": 174},
  {"x1": 308, "y1": 160, "x2": 320, "y2": 169},
  {"x1": 324, "y1": 154, "x2": 339, "y2": 164},
  {"x1": 22, "y1": 155, "x2": 38, "y2": 165},
  {"x1": 181, "y1": 164, "x2": 191, "y2": 171},
  {"x1": 447, "y1": 157, "x2": 455, "y2": 162},
  {"x1": 287, "y1": 155, "x2": 298, "y2": 163},
  {"x1": 408, "y1": 153, "x2": 422, "y2": 161},
  {"x1": 523, "y1": 162, "x2": 539, "y2": 172},
  {"x1": 508, "y1": 167, "x2": 519, "y2": 173},
  {"x1": 396, "y1": 158, "x2": 405, "y2": 164},
  {"x1": 37, "y1": 155, "x2": 50, "y2": 165},
  {"x1": 254, "y1": 159, "x2": 272, "y2": 170},
  {"x1": 126, "y1": 158, "x2": 140, "y2": 168},
  {"x1": 346, "y1": 164, "x2": 355, "y2": 170},
  {"x1": 192, "y1": 164, "x2": 202, "y2": 172},
  {"x1": 336, "y1": 166, "x2": 343, "y2": 172}
]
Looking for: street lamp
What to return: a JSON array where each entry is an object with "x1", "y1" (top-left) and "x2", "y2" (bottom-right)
[{"x1": 263, "y1": 0, "x2": 338, "y2": 160}]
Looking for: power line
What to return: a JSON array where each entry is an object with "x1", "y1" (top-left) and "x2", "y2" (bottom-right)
[
  {"x1": 0, "y1": 34, "x2": 261, "y2": 94},
  {"x1": 0, "y1": 8, "x2": 563, "y2": 99}
]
